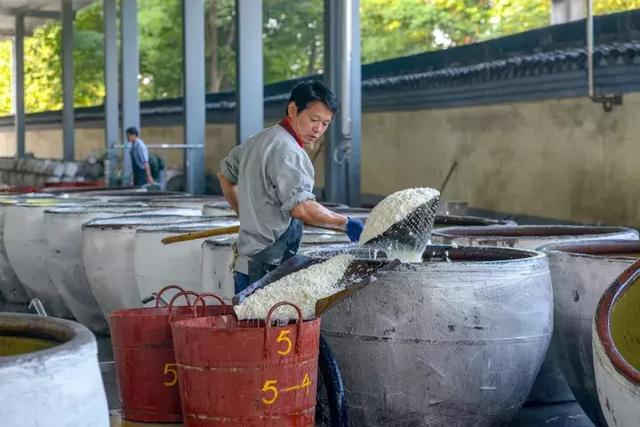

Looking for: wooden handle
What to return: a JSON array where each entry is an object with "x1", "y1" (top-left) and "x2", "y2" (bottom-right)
[
  {"x1": 162, "y1": 223, "x2": 346, "y2": 245},
  {"x1": 161, "y1": 225, "x2": 240, "y2": 245}
]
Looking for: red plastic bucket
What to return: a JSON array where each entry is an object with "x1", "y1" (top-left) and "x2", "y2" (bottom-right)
[
  {"x1": 110, "y1": 286, "x2": 231, "y2": 422},
  {"x1": 172, "y1": 300, "x2": 321, "y2": 426}
]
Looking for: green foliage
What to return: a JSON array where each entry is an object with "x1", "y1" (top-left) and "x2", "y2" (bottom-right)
[
  {"x1": 360, "y1": 0, "x2": 550, "y2": 63},
  {"x1": 0, "y1": 42, "x2": 11, "y2": 114},
  {"x1": 263, "y1": 0, "x2": 324, "y2": 83},
  {"x1": 205, "y1": 0, "x2": 236, "y2": 91},
  {"x1": 595, "y1": 0, "x2": 640, "y2": 13},
  {"x1": 138, "y1": 0, "x2": 183, "y2": 99},
  {"x1": 73, "y1": 3, "x2": 106, "y2": 107},
  {"x1": 487, "y1": 0, "x2": 550, "y2": 37},
  {"x1": 24, "y1": 23, "x2": 62, "y2": 112},
  {"x1": 0, "y1": 0, "x2": 639, "y2": 116}
]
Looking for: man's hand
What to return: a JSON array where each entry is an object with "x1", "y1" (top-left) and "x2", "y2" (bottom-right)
[{"x1": 346, "y1": 217, "x2": 364, "y2": 242}]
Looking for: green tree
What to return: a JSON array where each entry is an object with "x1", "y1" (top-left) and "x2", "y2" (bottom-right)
[
  {"x1": 263, "y1": 0, "x2": 324, "y2": 83},
  {"x1": 487, "y1": 0, "x2": 549, "y2": 37},
  {"x1": 2, "y1": 0, "x2": 640, "y2": 116},
  {"x1": 0, "y1": 42, "x2": 12, "y2": 114},
  {"x1": 360, "y1": 0, "x2": 492, "y2": 63},
  {"x1": 138, "y1": 0, "x2": 183, "y2": 100},
  {"x1": 594, "y1": 0, "x2": 640, "y2": 13},
  {"x1": 206, "y1": 0, "x2": 236, "y2": 92}
]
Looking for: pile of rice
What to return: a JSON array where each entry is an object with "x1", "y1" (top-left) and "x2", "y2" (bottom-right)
[
  {"x1": 359, "y1": 187, "x2": 440, "y2": 244},
  {"x1": 234, "y1": 254, "x2": 354, "y2": 321}
]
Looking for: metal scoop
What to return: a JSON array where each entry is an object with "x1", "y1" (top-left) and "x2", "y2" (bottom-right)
[
  {"x1": 361, "y1": 195, "x2": 440, "y2": 250},
  {"x1": 232, "y1": 255, "x2": 401, "y2": 316}
]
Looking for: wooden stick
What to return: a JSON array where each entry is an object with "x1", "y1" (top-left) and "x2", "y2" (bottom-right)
[{"x1": 161, "y1": 225, "x2": 241, "y2": 245}]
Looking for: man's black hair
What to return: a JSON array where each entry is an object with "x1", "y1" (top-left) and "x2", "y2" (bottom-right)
[
  {"x1": 285, "y1": 81, "x2": 338, "y2": 115},
  {"x1": 125, "y1": 126, "x2": 139, "y2": 136}
]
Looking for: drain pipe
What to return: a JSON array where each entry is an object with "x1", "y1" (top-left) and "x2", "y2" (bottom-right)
[
  {"x1": 586, "y1": 0, "x2": 622, "y2": 111},
  {"x1": 340, "y1": 0, "x2": 352, "y2": 143},
  {"x1": 587, "y1": 0, "x2": 595, "y2": 98},
  {"x1": 318, "y1": 334, "x2": 348, "y2": 426}
]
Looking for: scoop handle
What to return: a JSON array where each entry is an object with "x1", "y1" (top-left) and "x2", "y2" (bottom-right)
[
  {"x1": 162, "y1": 223, "x2": 345, "y2": 245},
  {"x1": 161, "y1": 225, "x2": 241, "y2": 245},
  {"x1": 315, "y1": 258, "x2": 401, "y2": 316}
]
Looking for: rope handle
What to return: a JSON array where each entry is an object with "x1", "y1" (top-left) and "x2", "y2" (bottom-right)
[{"x1": 264, "y1": 301, "x2": 303, "y2": 358}]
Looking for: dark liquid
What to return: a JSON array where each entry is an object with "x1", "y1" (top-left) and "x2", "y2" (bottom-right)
[{"x1": 0, "y1": 336, "x2": 59, "y2": 356}]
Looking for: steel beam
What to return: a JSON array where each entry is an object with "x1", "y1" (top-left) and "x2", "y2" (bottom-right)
[
  {"x1": 13, "y1": 14, "x2": 25, "y2": 158},
  {"x1": 182, "y1": 0, "x2": 206, "y2": 194},
  {"x1": 103, "y1": 0, "x2": 118, "y2": 185},
  {"x1": 323, "y1": 0, "x2": 361, "y2": 206},
  {"x1": 121, "y1": 0, "x2": 139, "y2": 186},
  {"x1": 61, "y1": 0, "x2": 74, "y2": 161},
  {"x1": 235, "y1": 0, "x2": 263, "y2": 145},
  {"x1": 0, "y1": 8, "x2": 61, "y2": 19}
]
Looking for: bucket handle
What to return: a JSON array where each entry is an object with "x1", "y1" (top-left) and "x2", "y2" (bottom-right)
[
  {"x1": 155, "y1": 285, "x2": 187, "y2": 308},
  {"x1": 191, "y1": 292, "x2": 227, "y2": 318},
  {"x1": 264, "y1": 301, "x2": 303, "y2": 358},
  {"x1": 167, "y1": 290, "x2": 201, "y2": 323}
]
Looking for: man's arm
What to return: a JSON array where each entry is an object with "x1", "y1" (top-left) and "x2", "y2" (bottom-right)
[
  {"x1": 218, "y1": 144, "x2": 243, "y2": 215},
  {"x1": 218, "y1": 172, "x2": 239, "y2": 214},
  {"x1": 290, "y1": 200, "x2": 347, "y2": 230}
]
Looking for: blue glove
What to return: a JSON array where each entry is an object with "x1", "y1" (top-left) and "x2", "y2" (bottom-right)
[{"x1": 346, "y1": 217, "x2": 364, "y2": 242}]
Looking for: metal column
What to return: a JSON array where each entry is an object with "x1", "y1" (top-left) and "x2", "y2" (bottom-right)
[
  {"x1": 121, "y1": 0, "x2": 140, "y2": 186},
  {"x1": 12, "y1": 14, "x2": 25, "y2": 158},
  {"x1": 103, "y1": 0, "x2": 119, "y2": 185},
  {"x1": 323, "y1": 0, "x2": 361, "y2": 206},
  {"x1": 182, "y1": 0, "x2": 206, "y2": 194},
  {"x1": 61, "y1": 0, "x2": 74, "y2": 161},
  {"x1": 235, "y1": 0, "x2": 263, "y2": 145}
]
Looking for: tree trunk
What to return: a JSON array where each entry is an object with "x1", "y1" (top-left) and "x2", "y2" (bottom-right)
[
  {"x1": 218, "y1": 17, "x2": 235, "y2": 89},
  {"x1": 208, "y1": 0, "x2": 221, "y2": 92},
  {"x1": 307, "y1": 36, "x2": 318, "y2": 75}
]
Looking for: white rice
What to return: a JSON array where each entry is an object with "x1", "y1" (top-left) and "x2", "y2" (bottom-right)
[
  {"x1": 234, "y1": 254, "x2": 355, "y2": 321},
  {"x1": 359, "y1": 187, "x2": 440, "y2": 245}
]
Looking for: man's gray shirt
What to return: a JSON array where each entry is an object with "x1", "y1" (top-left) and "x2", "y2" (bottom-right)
[{"x1": 219, "y1": 124, "x2": 315, "y2": 274}]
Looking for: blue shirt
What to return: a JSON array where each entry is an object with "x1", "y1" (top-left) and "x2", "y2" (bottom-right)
[{"x1": 131, "y1": 138, "x2": 149, "y2": 170}]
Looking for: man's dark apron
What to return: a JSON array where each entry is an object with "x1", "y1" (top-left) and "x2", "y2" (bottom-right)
[
  {"x1": 130, "y1": 148, "x2": 147, "y2": 186},
  {"x1": 247, "y1": 218, "x2": 303, "y2": 284}
]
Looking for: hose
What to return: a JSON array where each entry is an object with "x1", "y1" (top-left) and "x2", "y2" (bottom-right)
[{"x1": 317, "y1": 334, "x2": 348, "y2": 427}]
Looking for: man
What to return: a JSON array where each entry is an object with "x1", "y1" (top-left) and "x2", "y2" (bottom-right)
[
  {"x1": 218, "y1": 81, "x2": 364, "y2": 293},
  {"x1": 126, "y1": 126, "x2": 154, "y2": 186}
]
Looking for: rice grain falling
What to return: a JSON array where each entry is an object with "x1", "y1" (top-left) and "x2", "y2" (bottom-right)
[
  {"x1": 234, "y1": 254, "x2": 355, "y2": 321},
  {"x1": 359, "y1": 187, "x2": 440, "y2": 245}
]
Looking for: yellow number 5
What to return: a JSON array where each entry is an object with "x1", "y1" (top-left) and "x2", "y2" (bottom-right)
[
  {"x1": 163, "y1": 363, "x2": 178, "y2": 387},
  {"x1": 262, "y1": 380, "x2": 279, "y2": 405},
  {"x1": 276, "y1": 330, "x2": 292, "y2": 356}
]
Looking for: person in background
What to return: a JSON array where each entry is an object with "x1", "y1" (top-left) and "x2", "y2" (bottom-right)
[
  {"x1": 126, "y1": 126, "x2": 154, "y2": 186},
  {"x1": 218, "y1": 80, "x2": 364, "y2": 293}
]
